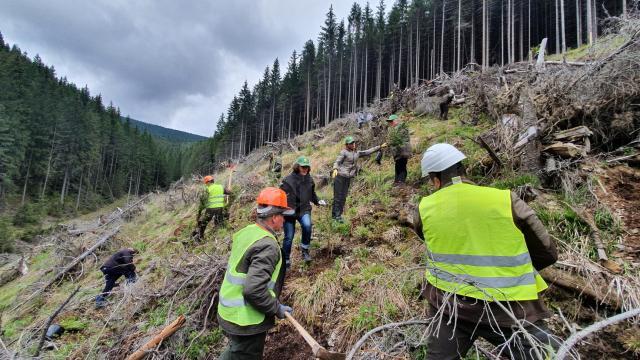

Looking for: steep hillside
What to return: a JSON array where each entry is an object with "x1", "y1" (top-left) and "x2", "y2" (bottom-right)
[
  {"x1": 1, "y1": 16, "x2": 640, "y2": 360},
  {"x1": 121, "y1": 117, "x2": 207, "y2": 144}
]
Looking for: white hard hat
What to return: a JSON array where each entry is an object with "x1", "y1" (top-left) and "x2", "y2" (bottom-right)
[{"x1": 421, "y1": 143, "x2": 467, "y2": 177}]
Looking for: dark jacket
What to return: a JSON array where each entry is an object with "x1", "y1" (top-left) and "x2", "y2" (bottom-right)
[
  {"x1": 413, "y1": 180, "x2": 557, "y2": 326},
  {"x1": 280, "y1": 172, "x2": 319, "y2": 218},
  {"x1": 218, "y1": 225, "x2": 285, "y2": 336},
  {"x1": 102, "y1": 249, "x2": 136, "y2": 274}
]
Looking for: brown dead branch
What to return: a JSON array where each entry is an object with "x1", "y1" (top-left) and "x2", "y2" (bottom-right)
[
  {"x1": 12, "y1": 226, "x2": 121, "y2": 312},
  {"x1": 541, "y1": 267, "x2": 622, "y2": 309},
  {"x1": 126, "y1": 315, "x2": 186, "y2": 360}
]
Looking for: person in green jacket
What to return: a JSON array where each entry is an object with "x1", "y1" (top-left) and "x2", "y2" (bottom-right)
[
  {"x1": 217, "y1": 187, "x2": 294, "y2": 359},
  {"x1": 192, "y1": 174, "x2": 232, "y2": 240},
  {"x1": 386, "y1": 114, "x2": 411, "y2": 185},
  {"x1": 415, "y1": 143, "x2": 560, "y2": 359}
]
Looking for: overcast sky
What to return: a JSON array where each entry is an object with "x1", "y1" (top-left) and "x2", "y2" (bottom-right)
[{"x1": 0, "y1": 1, "x2": 364, "y2": 137}]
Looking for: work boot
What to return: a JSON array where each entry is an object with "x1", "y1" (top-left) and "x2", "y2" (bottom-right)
[
  {"x1": 95, "y1": 295, "x2": 107, "y2": 309},
  {"x1": 301, "y1": 248, "x2": 312, "y2": 262}
]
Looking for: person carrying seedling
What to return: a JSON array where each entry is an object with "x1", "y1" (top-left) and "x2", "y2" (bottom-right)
[
  {"x1": 217, "y1": 187, "x2": 294, "y2": 359},
  {"x1": 192, "y1": 169, "x2": 234, "y2": 240},
  {"x1": 385, "y1": 114, "x2": 411, "y2": 186},
  {"x1": 280, "y1": 156, "x2": 327, "y2": 265},
  {"x1": 331, "y1": 136, "x2": 387, "y2": 222},
  {"x1": 95, "y1": 248, "x2": 138, "y2": 308},
  {"x1": 414, "y1": 143, "x2": 560, "y2": 359}
]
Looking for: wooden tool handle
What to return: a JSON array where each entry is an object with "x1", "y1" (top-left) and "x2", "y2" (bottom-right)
[{"x1": 285, "y1": 312, "x2": 322, "y2": 354}]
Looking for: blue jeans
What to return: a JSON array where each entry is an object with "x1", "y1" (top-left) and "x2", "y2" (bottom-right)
[{"x1": 283, "y1": 213, "x2": 312, "y2": 264}]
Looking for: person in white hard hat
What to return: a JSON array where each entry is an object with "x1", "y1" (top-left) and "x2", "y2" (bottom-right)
[{"x1": 414, "y1": 143, "x2": 560, "y2": 360}]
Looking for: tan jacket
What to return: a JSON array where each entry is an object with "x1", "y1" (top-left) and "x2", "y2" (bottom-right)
[{"x1": 333, "y1": 145, "x2": 382, "y2": 178}]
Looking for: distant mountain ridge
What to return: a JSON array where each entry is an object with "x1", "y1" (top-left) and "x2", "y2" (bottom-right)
[{"x1": 121, "y1": 116, "x2": 207, "y2": 143}]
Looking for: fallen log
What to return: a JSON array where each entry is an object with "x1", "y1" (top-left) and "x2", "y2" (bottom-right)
[
  {"x1": 544, "y1": 60, "x2": 588, "y2": 66},
  {"x1": 541, "y1": 267, "x2": 621, "y2": 309},
  {"x1": 11, "y1": 226, "x2": 120, "y2": 312},
  {"x1": 0, "y1": 256, "x2": 28, "y2": 287},
  {"x1": 552, "y1": 126, "x2": 593, "y2": 141},
  {"x1": 475, "y1": 135, "x2": 503, "y2": 168},
  {"x1": 126, "y1": 315, "x2": 186, "y2": 360},
  {"x1": 34, "y1": 286, "x2": 81, "y2": 357},
  {"x1": 543, "y1": 142, "x2": 587, "y2": 158}
]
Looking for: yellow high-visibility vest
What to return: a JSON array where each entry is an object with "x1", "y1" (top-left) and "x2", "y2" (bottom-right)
[
  {"x1": 206, "y1": 183, "x2": 225, "y2": 209},
  {"x1": 217, "y1": 224, "x2": 282, "y2": 326},
  {"x1": 419, "y1": 183, "x2": 547, "y2": 301}
]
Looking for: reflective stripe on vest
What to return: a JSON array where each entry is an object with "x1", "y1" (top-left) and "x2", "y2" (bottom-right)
[
  {"x1": 419, "y1": 183, "x2": 547, "y2": 301},
  {"x1": 217, "y1": 224, "x2": 282, "y2": 326},
  {"x1": 206, "y1": 183, "x2": 225, "y2": 209}
]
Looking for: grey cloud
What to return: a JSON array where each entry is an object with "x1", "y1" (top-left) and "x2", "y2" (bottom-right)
[{"x1": 0, "y1": 0, "x2": 360, "y2": 136}]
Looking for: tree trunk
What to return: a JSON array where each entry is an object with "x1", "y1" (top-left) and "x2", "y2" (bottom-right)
[
  {"x1": 471, "y1": 0, "x2": 476, "y2": 64},
  {"x1": 560, "y1": 0, "x2": 567, "y2": 54},
  {"x1": 555, "y1": 0, "x2": 561, "y2": 53},
  {"x1": 60, "y1": 167, "x2": 69, "y2": 206},
  {"x1": 21, "y1": 154, "x2": 31, "y2": 206},
  {"x1": 483, "y1": 0, "x2": 488, "y2": 68},
  {"x1": 398, "y1": 25, "x2": 403, "y2": 88},
  {"x1": 502, "y1": 0, "x2": 505, "y2": 66},
  {"x1": 586, "y1": 0, "x2": 592, "y2": 45},
  {"x1": 520, "y1": 0, "x2": 524, "y2": 61},
  {"x1": 41, "y1": 126, "x2": 57, "y2": 200},
  {"x1": 576, "y1": 0, "x2": 582, "y2": 46},
  {"x1": 440, "y1": 0, "x2": 446, "y2": 74},
  {"x1": 457, "y1": 0, "x2": 462, "y2": 71},
  {"x1": 75, "y1": 169, "x2": 84, "y2": 211}
]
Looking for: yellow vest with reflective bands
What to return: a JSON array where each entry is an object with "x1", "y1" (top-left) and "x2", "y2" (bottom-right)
[
  {"x1": 206, "y1": 183, "x2": 225, "y2": 209},
  {"x1": 418, "y1": 183, "x2": 547, "y2": 301},
  {"x1": 217, "y1": 224, "x2": 282, "y2": 326}
]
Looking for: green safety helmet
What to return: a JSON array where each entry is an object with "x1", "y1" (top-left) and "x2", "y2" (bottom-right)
[
  {"x1": 296, "y1": 156, "x2": 311, "y2": 167},
  {"x1": 387, "y1": 114, "x2": 398, "y2": 122},
  {"x1": 344, "y1": 136, "x2": 356, "y2": 144}
]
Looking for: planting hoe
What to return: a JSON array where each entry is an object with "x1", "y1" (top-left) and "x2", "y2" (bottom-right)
[{"x1": 285, "y1": 312, "x2": 346, "y2": 360}]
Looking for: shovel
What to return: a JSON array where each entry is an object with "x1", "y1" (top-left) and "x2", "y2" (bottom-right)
[{"x1": 285, "y1": 312, "x2": 346, "y2": 360}]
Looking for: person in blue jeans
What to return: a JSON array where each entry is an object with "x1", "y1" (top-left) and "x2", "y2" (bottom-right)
[{"x1": 280, "y1": 156, "x2": 326, "y2": 267}]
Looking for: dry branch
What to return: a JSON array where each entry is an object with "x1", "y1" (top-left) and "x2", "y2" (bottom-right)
[
  {"x1": 12, "y1": 226, "x2": 120, "y2": 312},
  {"x1": 345, "y1": 319, "x2": 430, "y2": 360},
  {"x1": 556, "y1": 307, "x2": 640, "y2": 360},
  {"x1": 125, "y1": 315, "x2": 186, "y2": 360},
  {"x1": 34, "y1": 286, "x2": 80, "y2": 357},
  {"x1": 541, "y1": 267, "x2": 621, "y2": 309}
]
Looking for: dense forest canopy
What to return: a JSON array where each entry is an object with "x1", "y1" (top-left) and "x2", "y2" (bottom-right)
[
  {"x1": 0, "y1": 34, "x2": 199, "y2": 214},
  {"x1": 190, "y1": 0, "x2": 631, "y2": 172}
]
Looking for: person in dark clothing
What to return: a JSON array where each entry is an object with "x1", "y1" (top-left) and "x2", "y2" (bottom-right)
[
  {"x1": 386, "y1": 114, "x2": 412, "y2": 185},
  {"x1": 95, "y1": 248, "x2": 138, "y2": 308},
  {"x1": 279, "y1": 156, "x2": 326, "y2": 266},
  {"x1": 331, "y1": 136, "x2": 386, "y2": 221},
  {"x1": 439, "y1": 89, "x2": 455, "y2": 120},
  {"x1": 414, "y1": 143, "x2": 560, "y2": 359}
]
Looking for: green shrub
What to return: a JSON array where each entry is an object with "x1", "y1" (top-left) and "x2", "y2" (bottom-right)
[
  {"x1": 12, "y1": 202, "x2": 42, "y2": 226},
  {"x1": 491, "y1": 173, "x2": 540, "y2": 190},
  {"x1": 0, "y1": 217, "x2": 14, "y2": 252},
  {"x1": 351, "y1": 304, "x2": 378, "y2": 332}
]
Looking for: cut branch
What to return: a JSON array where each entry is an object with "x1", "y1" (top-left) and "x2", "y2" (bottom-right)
[{"x1": 125, "y1": 315, "x2": 186, "y2": 360}]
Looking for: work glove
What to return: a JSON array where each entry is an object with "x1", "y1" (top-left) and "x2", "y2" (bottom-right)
[
  {"x1": 380, "y1": 142, "x2": 388, "y2": 149},
  {"x1": 318, "y1": 199, "x2": 327, "y2": 206},
  {"x1": 331, "y1": 169, "x2": 338, "y2": 179},
  {"x1": 276, "y1": 303, "x2": 293, "y2": 319}
]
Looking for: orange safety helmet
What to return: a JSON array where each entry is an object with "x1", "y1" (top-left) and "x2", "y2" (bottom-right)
[
  {"x1": 256, "y1": 187, "x2": 289, "y2": 208},
  {"x1": 203, "y1": 175, "x2": 214, "y2": 184}
]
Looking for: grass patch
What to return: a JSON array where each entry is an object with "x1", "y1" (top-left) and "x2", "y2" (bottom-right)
[
  {"x1": 491, "y1": 173, "x2": 541, "y2": 190},
  {"x1": 59, "y1": 317, "x2": 89, "y2": 331}
]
